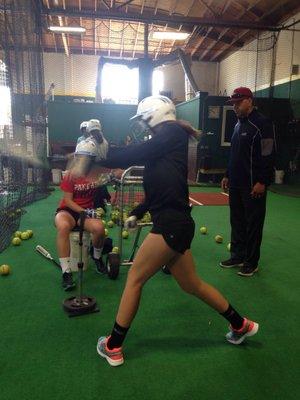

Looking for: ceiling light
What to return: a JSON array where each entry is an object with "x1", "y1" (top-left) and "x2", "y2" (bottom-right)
[
  {"x1": 49, "y1": 26, "x2": 86, "y2": 34},
  {"x1": 152, "y1": 31, "x2": 190, "y2": 40}
]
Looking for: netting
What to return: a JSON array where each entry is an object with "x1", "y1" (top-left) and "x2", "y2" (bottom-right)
[
  {"x1": 109, "y1": 167, "x2": 151, "y2": 263},
  {"x1": 0, "y1": 0, "x2": 49, "y2": 252},
  {"x1": 111, "y1": 167, "x2": 147, "y2": 223}
]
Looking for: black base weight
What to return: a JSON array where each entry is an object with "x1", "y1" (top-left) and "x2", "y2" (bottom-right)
[{"x1": 63, "y1": 295, "x2": 99, "y2": 317}]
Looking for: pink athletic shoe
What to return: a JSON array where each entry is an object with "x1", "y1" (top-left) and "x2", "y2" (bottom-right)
[
  {"x1": 97, "y1": 336, "x2": 124, "y2": 366},
  {"x1": 226, "y1": 318, "x2": 259, "y2": 345}
]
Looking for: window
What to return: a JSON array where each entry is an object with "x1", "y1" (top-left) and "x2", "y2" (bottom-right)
[
  {"x1": 101, "y1": 64, "x2": 164, "y2": 104},
  {"x1": 101, "y1": 63, "x2": 139, "y2": 104}
]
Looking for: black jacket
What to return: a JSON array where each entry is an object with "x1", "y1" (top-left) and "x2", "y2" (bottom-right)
[
  {"x1": 101, "y1": 121, "x2": 191, "y2": 218},
  {"x1": 227, "y1": 108, "x2": 275, "y2": 188}
]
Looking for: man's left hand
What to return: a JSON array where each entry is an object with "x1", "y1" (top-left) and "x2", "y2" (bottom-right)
[{"x1": 251, "y1": 182, "x2": 265, "y2": 198}]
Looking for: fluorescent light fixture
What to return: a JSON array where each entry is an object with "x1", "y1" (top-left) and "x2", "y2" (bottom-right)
[
  {"x1": 152, "y1": 31, "x2": 190, "y2": 40},
  {"x1": 49, "y1": 26, "x2": 86, "y2": 34}
]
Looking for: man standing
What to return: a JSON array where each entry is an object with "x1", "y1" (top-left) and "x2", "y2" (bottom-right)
[{"x1": 220, "y1": 87, "x2": 275, "y2": 277}]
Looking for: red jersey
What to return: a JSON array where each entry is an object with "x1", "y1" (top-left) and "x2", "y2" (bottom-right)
[{"x1": 59, "y1": 173, "x2": 98, "y2": 209}]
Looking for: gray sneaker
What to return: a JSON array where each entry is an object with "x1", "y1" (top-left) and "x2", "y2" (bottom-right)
[
  {"x1": 226, "y1": 319, "x2": 259, "y2": 345},
  {"x1": 238, "y1": 265, "x2": 258, "y2": 276},
  {"x1": 220, "y1": 258, "x2": 243, "y2": 268}
]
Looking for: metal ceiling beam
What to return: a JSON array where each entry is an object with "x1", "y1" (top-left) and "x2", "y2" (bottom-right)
[
  {"x1": 132, "y1": 0, "x2": 145, "y2": 58},
  {"x1": 45, "y1": 0, "x2": 58, "y2": 53},
  {"x1": 132, "y1": 22, "x2": 140, "y2": 58},
  {"x1": 116, "y1": 0, "x2": 135, "y2": 10},
  {"x1": 43, "y1": 7, "x2": 283, "y2": 31},
  {"x1": 190, "y1": 0, "x2": 218, "y2": 57},
  {"x1": 184, "y1": 0, "x2": 213, "y2": 52},
  {"x1": 198, "y1": 0, "x2": 219, "y2": 18},
  {"x1": 155, "y1": 0, "x2": 179, "y2": 59},
  {"x1": 169, "y1": 0, "x2": 194, "y2": 52},
  {"x1": 60, "y1": 0, "x2": 69, "y2": 57},
  {"x1": 188, "y1": 0, "x2": 244, "y2": 55},
  {"x1": 101, "y1": 0, "x2": 110, "y2": 10},
  {"x1": 199, "y1": 0, "x2": 261, "y2": 60}
]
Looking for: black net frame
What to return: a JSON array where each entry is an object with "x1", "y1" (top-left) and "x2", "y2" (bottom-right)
[{"x1": 0, "y1": 0, "x2": 49, "y2": 252}]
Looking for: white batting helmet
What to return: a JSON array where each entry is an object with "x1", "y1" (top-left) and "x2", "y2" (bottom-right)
[
  {"x1": 87, "y1": 119, "x2": 102, "y2": 133},
  {"x1": 75, "y1": 137, "x2": 108, "y2": 161},
  {"x1": 75, "y1": 138, "x2": 98, "y2": 157},
  {"x1": 131, "y1": 95, "x2": 176, "y2": 128}
]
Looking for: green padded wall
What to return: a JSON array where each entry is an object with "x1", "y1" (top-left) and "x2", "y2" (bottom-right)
[
  {"x1": 176, "y1": 97, "x2": 201, "y2": 129},
  {"x1": 47, "y1": 100, "x2": 137, "y2": 145},
  {"x1": 176, "y1": 93, "x2": 295, "y2": 173},
  {"x1": 256, "y1": 78, "x2": 300, "y2": 118}
]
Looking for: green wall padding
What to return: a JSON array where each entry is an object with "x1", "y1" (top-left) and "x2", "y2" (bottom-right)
[
  {"x1": 176, "y1": 93, "x2": 295, "y2": 174},
  {"x1": 255, "y1": 78, "x2": 300, "y2": 118},
  {"x1": 47, "y1": 101, "x2": 137, "y2": 145},
  {"x1": 176, "y1": 97, "x2": 201, "y2": 129}
]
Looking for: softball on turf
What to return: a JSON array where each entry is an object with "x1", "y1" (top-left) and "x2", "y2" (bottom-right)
[
  {"x1": 122, "y1": 230, "x2": 129, "y2": 239},
  {"x1": 26, "y1": 230, "x2": 33, "y2": 238},
  {"x1": 12, "y1": 237, "x2": 21, "y2": 246},
  {"x1": 21, "y1": 232, "x2": 30, "y2": 240},
  {"x1": 112, "y1": 246, "x2": 119, "y2": 253},
  {"x1": 107, "y1": 220, "x2": 114, "y2": 228},
  {"x1": 14, "y1": 231, "x2": 22, "y2": 238},
  {"x1": 96, "y1": 207, "x2": 105, "y2": 216},
  {"x1": 200, "y1": 226, "x2": 207, "y2": 234},
  {"x1": 0, "y1": 264, "x2": 11, "y2": 276},
  {"x1": 227, "y1": 243, "x2": 231, "y2": 251},
  {"x1": 215, "y1": 235, "x2": 223, "y2": 243},
  {"x1": 104, "y1": 228, "x2": 109, "y2": 237}
]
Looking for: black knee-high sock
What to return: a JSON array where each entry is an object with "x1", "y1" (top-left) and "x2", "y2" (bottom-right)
[
  {"x1": 220, "y1": 305, "x2": 244, "y2": 330},
  {"x1": 107, "y1": 321, "x2": 129, "y2": 349}
]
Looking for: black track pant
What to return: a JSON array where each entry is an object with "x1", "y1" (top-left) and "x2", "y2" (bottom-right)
[{"x1": 229, "y1": 187, "x2": 267, "y2": 268}]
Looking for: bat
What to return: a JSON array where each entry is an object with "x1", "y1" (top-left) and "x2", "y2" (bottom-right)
[{"x1": 36, "y1": 245, "x2": 61, "y2": 269}]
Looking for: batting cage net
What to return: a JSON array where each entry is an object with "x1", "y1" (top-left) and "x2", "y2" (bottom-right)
[
  {"x1": 110, "y1": 167, "x2": 151, "y2": 263},
  {"x1": 0, "y1": 0, "x2": 49, "y2": 252}
]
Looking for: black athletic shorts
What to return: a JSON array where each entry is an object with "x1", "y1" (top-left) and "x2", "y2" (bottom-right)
[
  {"x1": 150, "y1": 208, "x2": 195, "y2": 254},
  {"x1": 56, "y1": 207, "x2": 80, "y2": 224}
]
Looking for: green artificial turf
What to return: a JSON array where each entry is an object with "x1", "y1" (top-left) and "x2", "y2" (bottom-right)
[{"x1": 0, "y1": 188, "x2": 299, "y2": 400}]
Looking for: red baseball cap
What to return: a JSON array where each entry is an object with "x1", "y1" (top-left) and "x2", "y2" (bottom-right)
[{"x1": 227, "y1": 87, "x2": 253, "y2": 103}]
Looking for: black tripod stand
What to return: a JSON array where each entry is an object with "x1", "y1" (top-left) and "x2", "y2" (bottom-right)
[{"x1": 63, "y1": 212, "x2": 99, "y2": 317}]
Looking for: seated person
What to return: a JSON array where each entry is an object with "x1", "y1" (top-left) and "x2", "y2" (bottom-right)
[
  {"x1": 86, "y1": 119, "x2": 108, "y2": 161},
  {"x1": 87, "y1": 119, "x2": 111, "y2": 212},
  {"x1": 77, "y1": 121, "x2": 89, "y2": 144},
  {"x1": 55, "y1": 139, "x2": 109, "y2": 291}
]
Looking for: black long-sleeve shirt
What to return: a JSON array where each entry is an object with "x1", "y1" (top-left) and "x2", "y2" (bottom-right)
[
  {"x1": 100, "y1": 121, "x2": 191, "y2": 216},
  {"x1": 130, "y1": 201, "x2": 149, "y2": 220},
  {"x1": 227, "y1": 108, "x2": 275, "y2": 188}
]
